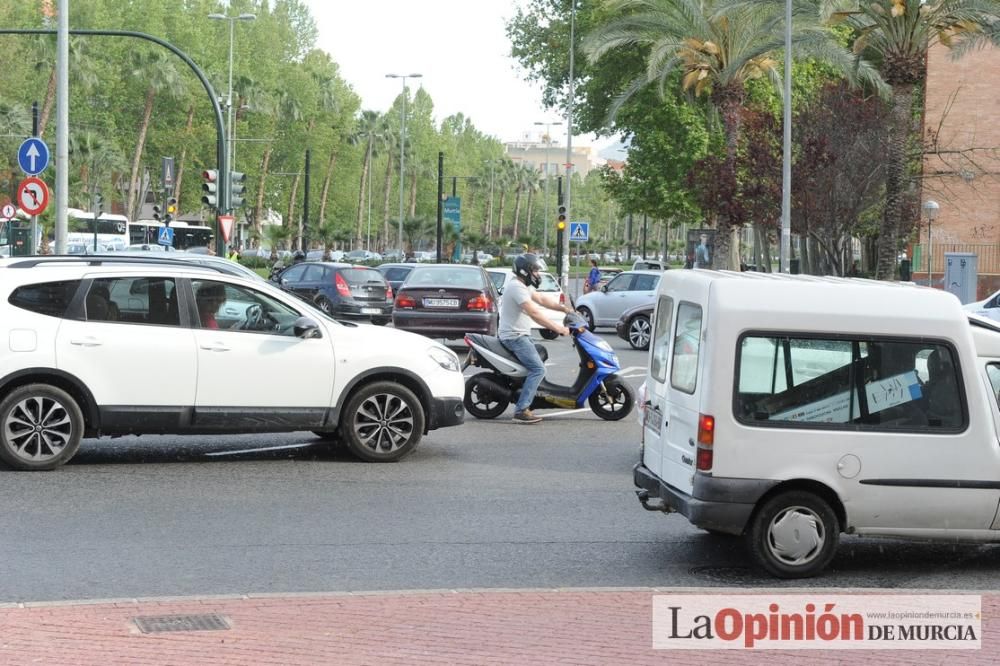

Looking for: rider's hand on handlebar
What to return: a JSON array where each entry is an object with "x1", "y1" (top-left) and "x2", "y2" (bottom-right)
[{"x1": 557, "y1": 325, "x2": 571, "y2": 336}]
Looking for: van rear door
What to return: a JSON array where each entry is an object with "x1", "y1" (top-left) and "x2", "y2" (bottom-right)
[
  {"x1": 659, "y1": 302, "x2": 704, "y2": 495},
  {"x1": 642, "y1": 295, "x2": 674, "y2": 480}
]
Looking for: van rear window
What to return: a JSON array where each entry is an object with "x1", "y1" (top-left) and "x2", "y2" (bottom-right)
[
  {"x1": 670, "y1": 303, "x2": 703, "y2": 394},
  {"x1": 735, "y1": 336, "x2": 965, "y2": 431},
  {"x1": 650, "y1": 296, "x2": 674, "y2": 383}
]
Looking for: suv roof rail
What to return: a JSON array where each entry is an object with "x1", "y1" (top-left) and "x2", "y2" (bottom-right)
[{"x1": 3, "y1": 254, "x2": 225, "y2": 273}]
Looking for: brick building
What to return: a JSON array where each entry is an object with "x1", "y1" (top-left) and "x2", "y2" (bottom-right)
[{"x1": 921, "y1": 42, "x2": 1000, "y2": 296}]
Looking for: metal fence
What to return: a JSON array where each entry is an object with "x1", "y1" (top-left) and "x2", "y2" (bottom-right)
[{"x1": 912, "y1": 243, "x2": 1000, "y2": 275}]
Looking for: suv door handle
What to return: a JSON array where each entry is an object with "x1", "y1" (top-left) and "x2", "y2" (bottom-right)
[
  {"x1": 199, "y1": 343, "x2": 231, "y2": 352},
  {"x1": 69, "y1": 337, "x2": 102, "y2": 347}
]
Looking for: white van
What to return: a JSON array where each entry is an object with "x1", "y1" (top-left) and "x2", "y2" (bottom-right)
[{"x1": 635, "y1": 269, "x2": 1000, "y2": 578}]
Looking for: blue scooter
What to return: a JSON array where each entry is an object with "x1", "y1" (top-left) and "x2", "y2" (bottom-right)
[{"x1": 462, "y1": 313, "x2": 634, "y2": 420}]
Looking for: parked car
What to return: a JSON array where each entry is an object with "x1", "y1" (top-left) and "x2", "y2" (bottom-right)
[
  {"x1": 0, "y1": 254, "x2": 465, "y2": 469},
  {"x1": 631, "y1": 257, "x2": 667, "y2": 271},
  {"x1": 615, "y1": 302, "x2": 654, "y2": 350},
  {"x1": 574, "y1": 270, "x2": 661, "y2": 331},
  {"x1": 392, "y1": 264, "x2": 499, "y2": 339},
  {"x1": 376, "y1": 262, "x2": 416, "y2": 293},
  {"x1": 486, "y1": 267, "x2": 567, "y2": 340},
  {"x1": 275, "y1": 261, "x2": 393, "y2": 324},
  {"x1": 306, "y1": 248, "x2": 345, "y2": 262},
  {"x1": 964, "y1": 289, "x2": 1000, "y2": 322},
  {"x1": 67, "y1": 243, "x2": 109, "y2": 255},
  {"x1": 346, "y1": 249, "x2": 382, "y2": 263}
]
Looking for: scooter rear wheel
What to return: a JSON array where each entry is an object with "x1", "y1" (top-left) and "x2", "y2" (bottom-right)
[
  {"x1": 464, "y1": 374, "x2": 510, "y2": 419},
  {"x1": 589, "y1": 377, "x2": 634, "y2": 421}
]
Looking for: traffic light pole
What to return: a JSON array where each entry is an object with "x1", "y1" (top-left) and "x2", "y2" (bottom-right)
[{"x1": 0, "y1": 29, "x2": 228, "y2": 255}]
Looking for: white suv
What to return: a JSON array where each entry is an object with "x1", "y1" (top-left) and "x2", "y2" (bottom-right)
[{"x1": 0, "y1": 255, "x2": 465, "y2": 470}]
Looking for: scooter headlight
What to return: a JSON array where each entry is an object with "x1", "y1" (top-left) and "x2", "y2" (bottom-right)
[{"x1": 428, "y1": 345, "x2": 461, "y2": 373}]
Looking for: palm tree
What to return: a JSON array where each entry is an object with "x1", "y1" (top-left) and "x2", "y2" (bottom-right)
[
  {"x1": 313, "y1": 220, "x2": 339, "y2": 261},
  {"x1": 380, "y1": 132, "x2": 400, "y2": 252},
  {"x1": 817, "y1": 0, "x2": 1000, "y2": 279},
  {"x1": 263, "y1": 223, "x2": 293, "y2": 262},
  {"x1": 350, "y1": 110, "x2": 383, "y2": 247},
  {"x1": 125, "y1": 50, "x2": 183, "y2": 221},
  {"x1": 464, "y1": 231, "x2": 487, "y2": 264},
  {"x1": 402, "y1": 216, "x2": 432, "y2": 257},
  {"x1": 34, "y1": 36, "x2": 98, "y2": 139},
  {"x1": 69, "y1": 130, "x2": 124, "y2": 209},
  {"x1": 511, "y1": 164, "x2": 538, "y2": 238},
  {"x1": 584, "y1": 0, "x2": 885, "y2": 269},
  {"x1": 493, "y1": 160, "x2": 515, "y2": 240},
  {"x1": 442, "y1": 222, "x2": 462, "y2": 263}
]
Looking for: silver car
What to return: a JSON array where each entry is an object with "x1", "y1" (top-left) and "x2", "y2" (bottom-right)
[{"x1": 573, "y1": 269, "x2": 662, "y2": 331}]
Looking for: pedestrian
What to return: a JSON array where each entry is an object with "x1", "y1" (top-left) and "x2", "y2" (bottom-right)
[
  {"x1": 585, "y1": 259, "x2": 601, "y2": 293},
  {"x1": 227, "y1": 244, "x2": 240, "y2": 262},
  {"x1": 500, "y1": 254, "x2": 571, "y2": 424}
]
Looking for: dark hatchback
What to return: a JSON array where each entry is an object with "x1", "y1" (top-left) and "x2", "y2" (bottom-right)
[
  {"x1": 276, "y1": 261, "x2": 393, "y2": 324},
  {"x1": 376, "y1": 262, "x2": 415, "y2": 293},
  {"x1": 392, "y1": 265, "x2": 499, "y2": 339},
  {"x1": 615, "y1": 302, "x2": 654, "y2": 351}
]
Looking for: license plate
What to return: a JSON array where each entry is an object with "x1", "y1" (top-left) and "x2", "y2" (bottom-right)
[
  {"x1": 643, "y1": 406, "x2": 662, "y2": 436},
  {"x1": 361, "y1": 307, "x2": 382, "y2": 314},
  {"x1": 423, "y1": 298, "x2": 459, "y2": 308}
]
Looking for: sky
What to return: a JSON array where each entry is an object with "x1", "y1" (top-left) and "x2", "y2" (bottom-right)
[{"x1": 301, "y1": 0, "x2": 614, "y2": 153}]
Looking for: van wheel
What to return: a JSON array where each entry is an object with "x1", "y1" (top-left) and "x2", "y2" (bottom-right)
[
  {"x1": 0, "y1": 384, "x2": 84, "y2": 471},
  {"x1": 576, "y1": 306, "x2": 595, "y2": 331},
  {"x1": 627, "y1": 314, "x2": 651, "y2": 350},
  {"x1": 339, "y1": 381, "x2": 424, "y2": 462},
  {"x1": 464, "y1": 375, "x2": 510, "y2": 419},
  {"x1": 748, "y1": 491, "x2": 839, "y2": 579},
  {"x1": 539, "y1": 329, "x2": 559, "y2": 340},
  {"x1": 588, "y1": 377, "x2": 634, "y2": 421}
]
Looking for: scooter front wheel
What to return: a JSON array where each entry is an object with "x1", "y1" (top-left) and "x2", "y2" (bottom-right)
[
  {"x1": 464, "y1": 374, "x2": 511, "y2": 419},
  {"x1": 589, "y1": 377, "x2": 634, "y2": 421}
]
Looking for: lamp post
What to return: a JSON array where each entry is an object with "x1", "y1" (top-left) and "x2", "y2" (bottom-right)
[
  {"x1": 386, "y1": 73, "x2": 422, "y2": 257},
  {"x1": 923, "y1": 199, "x2": 939, "y2": 286},
  {"x1": 534, "y1": 121, "x2": 557, "y2": 254},
  {"x1": 208, "y1": 11, "x2": 255, "y2": 245},
  {"x1": 561, "y1": 0, "x2": 577, "y2": 292}
]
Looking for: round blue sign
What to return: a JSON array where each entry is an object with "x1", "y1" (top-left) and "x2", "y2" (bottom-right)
[{"x1": 18, "y1": 138, "x2": 50, "y2": 176}]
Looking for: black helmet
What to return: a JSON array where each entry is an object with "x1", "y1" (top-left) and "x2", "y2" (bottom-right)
[
  {"x1": 292, "y1": 250, "x2": 306, "y2": 262},
  {"x1": 513, "y1": 253, "x2": 543, "y2": 288}
]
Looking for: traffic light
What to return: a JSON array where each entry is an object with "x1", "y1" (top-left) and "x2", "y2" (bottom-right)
[
  {"x1": 93, "y1": 191, "x2": 104, "y2": 214},
  {"x1": 165, "y1": 197, "x2": 178, "y2": 224},
  {"x1": 201, "y1": 169, "x2": 219, "y2": 207},
  {"x1": 557, "y1": 205, "x2": 567, "y2": 226},
  {"x1": 555, "y1": 215, "x2": 566, "y2": 281},
  {"x1": 230, "y1": 171, "x2": 246, "y2": 208}
]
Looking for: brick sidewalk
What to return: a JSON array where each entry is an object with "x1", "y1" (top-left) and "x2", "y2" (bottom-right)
[{"x1": 0, "y1": 588, "x2": 994, "y2": 665}]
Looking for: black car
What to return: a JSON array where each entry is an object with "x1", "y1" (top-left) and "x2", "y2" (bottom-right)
[
  {"x1": 276, "y1": 261, "x2": 393, "y2": 324},
  {"x1": 376, "y1": 262, "x2": 415, "y2": 293},
  {"x1": 392, "y1": 264, "x2": 499, "y2": 339},
  {"x1": 615, "y1": 302, "x2": 654, "y2": 351}
]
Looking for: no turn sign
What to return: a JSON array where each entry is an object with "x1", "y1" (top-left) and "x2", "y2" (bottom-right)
[{"x1": 17, "y1": 177, "x2": 49, "y2": 216}]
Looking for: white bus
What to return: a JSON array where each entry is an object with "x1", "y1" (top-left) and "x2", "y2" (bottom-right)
[
  {"x1": 67, "y1": 209, "x2": 129, "y2": 252},
  {"x1": 129, "y1": 220, "x2": 214, "y2": 251}
]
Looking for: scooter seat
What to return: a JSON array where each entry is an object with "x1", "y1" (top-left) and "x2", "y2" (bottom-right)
[{"x1": 467, "y1": 334, "x2": 549, "y2": 363}]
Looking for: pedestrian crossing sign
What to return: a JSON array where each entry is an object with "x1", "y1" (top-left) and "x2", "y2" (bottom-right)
[
  {"x1": 570, "y1": 221, "x2": 589, "y2": 242},
  {"x1": 157, "y1": 226, "x2": 175, "y2": 246}
]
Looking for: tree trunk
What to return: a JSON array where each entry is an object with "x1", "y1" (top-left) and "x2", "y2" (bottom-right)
[
  {"x1": 511, "y1": 187, "x2": 523, "y2": 238},
  {"x1": 382, "y1": 153, "x2": 394, "y2": 252},
  {"x1": 496, "y1": 191, "x2": 507, "y2": 240},
  {"x1": 126, "y1": 87, "x2": 156, "y2": 221},
  {"x1": 354, "y1": 141, "x2": 371, "y2": 248},
  {"x1": 172, "y1": 104, "x2": 195, "y2": 208},
  {"x1": 254, "y1": 146, "x2": 273, "y2": 238},
  {"x1": 875, "y1": 83, "x2": 915, "y2": 280},
  {"x1": 287, "y1": 173, "x2": 301, "y2": 249},
  {"x1": 710, "y1": 91, "x2": 746, "y2": 271},
  {"x1": 319, "y1": 148, "x2": 338, "y2": 226},
  {"x1": 525, "y1": 187, "x2": 534, "y2": 237},
  {"x1": 38, "y1": 67, "x2": 57, "y2": 139},
  {"x1": 408, "y1": 170, "x2": 417, "y2": 218}
]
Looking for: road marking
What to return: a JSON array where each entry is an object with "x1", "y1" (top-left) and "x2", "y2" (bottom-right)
[
  {"x1": 205, "y1": 442, "x2": 316, "y2": 457},
  {"x1": 621, "y1": 373, "x2": 646, "y2": 379},
  {"x1": 541, "y1": 407, "x2": 592, "y2": 418},
  {"x1": 619, "y1": 366, "x2": 644, "y2": 374}
]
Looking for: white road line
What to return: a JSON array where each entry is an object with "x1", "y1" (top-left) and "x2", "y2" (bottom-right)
[
  {"x1": 619, "y1": 366, "x2": 645, "y2": 374},
  {"x1": 541, "y1": 407, "x2": 592, "y2": 418},
  {"x1": 205, "y1": 442, "x2": 316, "y2": 457},
  {"x1": 621, "y1": 372, "x2": 646, "y2": 379}
]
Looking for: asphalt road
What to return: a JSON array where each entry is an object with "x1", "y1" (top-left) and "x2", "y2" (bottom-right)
[{"x1": 2, "y1": 327, "x2": 1000, "y2": 603}]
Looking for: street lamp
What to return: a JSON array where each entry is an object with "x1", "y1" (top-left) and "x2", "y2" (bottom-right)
[
  {"x1": 534, "y1": 120, "x2": 558, "y2": 254},
  {"x1": 562, "y1": 0, "x2": 577, "y2": 291},
  {"x1": 208, "y1": 11, "x2": 255, "y2": 245},
  {"x1": 386, "y1": 73, "x2": 422, "y2": 257},
  {"x1": 923, "y1": 199, "x2": 939, "y2": 286}
]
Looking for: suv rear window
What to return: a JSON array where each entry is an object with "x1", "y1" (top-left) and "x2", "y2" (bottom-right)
[{"x1": 9, "y1": 280, "x2": 81, "y2": 318}]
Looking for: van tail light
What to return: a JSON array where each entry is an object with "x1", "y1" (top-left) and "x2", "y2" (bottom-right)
[
  {"x1": 467, "y1": 292, "x2": 490, "y2": 312},
  {"x1": 696, "y1": 413, "x2": 714, "y2": 471},
  {"x1": 334, "y1": 273, "x2": 351, "y2": 297},
  {"x1": 395, "y1": 294, "x2": 416, "y2": 309}
]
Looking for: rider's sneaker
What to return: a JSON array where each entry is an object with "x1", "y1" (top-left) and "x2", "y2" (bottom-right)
[{"x1": 513, "y1": 409, "x2": 542, "y2": 424}]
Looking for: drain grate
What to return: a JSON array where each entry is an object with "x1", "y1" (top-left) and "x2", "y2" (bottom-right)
[{"x1": 134, "y1": 614, "x2": 231, "y2": 634}]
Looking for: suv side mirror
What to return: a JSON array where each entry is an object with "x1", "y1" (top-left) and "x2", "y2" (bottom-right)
[
  {"x1": 293, "y1": 316, "x2": 322, "y2": 339},
  {"x1": 601, "y1": 284, "x2": 609, "y2": 293}
]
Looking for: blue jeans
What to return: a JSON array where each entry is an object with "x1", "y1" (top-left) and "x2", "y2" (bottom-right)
[{"x1": 502, "y1": 335, "x2": 545, "y2": 412}]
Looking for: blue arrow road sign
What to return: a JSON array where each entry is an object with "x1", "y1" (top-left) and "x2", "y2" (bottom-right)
[
  {"x1": 157, "y1": 226, "x2": 175, "y2": 247},
  {"x1": 17, "y1": 138, "x2": 50, "y2": 176},
  {"x1": 570, "y1": 221, "x2": 589, "y2": 243}
]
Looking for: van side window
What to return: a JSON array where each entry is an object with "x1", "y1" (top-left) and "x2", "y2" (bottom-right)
[
  {"x1": 987, "y1": 364, "x2": 1000, "y2": 411},
  {"x1": 670, "y1": 303, "x2": 702, "y2": 394},
  {"x1": 650, "y1": 296, "x2": 674, "y2": 382},
  {"x1": 736, "y1": 336, "x2": 965, "y2": 430}
]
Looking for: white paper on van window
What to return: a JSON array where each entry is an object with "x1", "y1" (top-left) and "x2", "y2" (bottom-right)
[
  {"x1": 772, "y1": 389, "x2": 861, "y2": 423},
  {"x1": 864, "y1": 370, "x2": 923, "y2": 414}
]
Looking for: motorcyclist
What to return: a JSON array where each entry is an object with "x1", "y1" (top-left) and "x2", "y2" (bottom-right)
[{"x1": 499, "y1": 254, "x2": 572, "y2": 424}]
